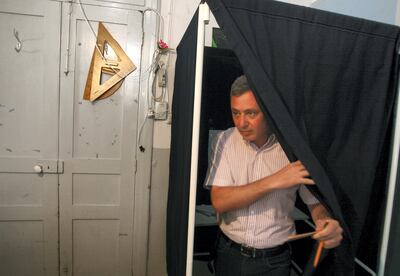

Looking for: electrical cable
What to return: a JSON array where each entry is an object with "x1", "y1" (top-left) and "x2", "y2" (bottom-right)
[{"x1": 143, "y1": 8, "x2": 164, "y2": 41}]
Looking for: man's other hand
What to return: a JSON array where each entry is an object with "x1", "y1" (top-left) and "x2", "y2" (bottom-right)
[{"x1": 312, "y1": 218, "x2": 343, "y2": 249}]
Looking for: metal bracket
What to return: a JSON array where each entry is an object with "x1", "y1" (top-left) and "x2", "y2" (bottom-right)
[
  {"x1": 35, "y1": 160, "x2": 64, "y2": 174},
  {"x1": 13, "y1": 28, "x2": 22, "y2": 53}
]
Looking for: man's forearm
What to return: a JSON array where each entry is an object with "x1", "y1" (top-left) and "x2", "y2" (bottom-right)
[
  {"x1": 309, "y1": 203, "x2": 331, "y2": 222},
  {"x1": 210, "y1": 178, "x2": 275, "y2": 214},
  {"x1": 211, "y1": 161, "x2": 315, "y2": 214}
]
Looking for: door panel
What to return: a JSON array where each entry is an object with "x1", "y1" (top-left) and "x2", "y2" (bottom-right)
[
  {"x1": 1, "y1": 221, "x2": 46, "y2": 275},
  {"x1": 59, "y1": 3, "x2": 142, "y2": 275},
  {"x1": 0, "y1": 1, "x2": 61, "y2": 275},
  {"x1": 73, "y1": 220, "x2": 120, "y2": 276}
]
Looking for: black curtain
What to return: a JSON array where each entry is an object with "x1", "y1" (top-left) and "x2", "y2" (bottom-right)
[
  {"x1": 205, "y1": 0, "x2": 400, "y2": 275},
  {"x1": 166, "y1": 11, "x2": 198, "y2": 276},
  {"x1": 385, "y1": 161, "x2": 400, "y2": 275}
]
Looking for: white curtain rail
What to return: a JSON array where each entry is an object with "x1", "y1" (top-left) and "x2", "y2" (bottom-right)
[
  {"x1": 378, "y1": 50, "x2": 400, "y2": 276},
  {"x1": 186, "y1": 3, "x2": 210, "y2": 276}
]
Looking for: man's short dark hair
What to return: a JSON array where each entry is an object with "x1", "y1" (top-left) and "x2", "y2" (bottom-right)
[{"x1": 231, "y1": 75, "x2": 251, "y2": 97}]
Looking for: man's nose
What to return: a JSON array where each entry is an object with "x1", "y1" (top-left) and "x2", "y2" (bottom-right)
[{"x1": 237, "y1": 115, "x2": 248, "y2": 128}]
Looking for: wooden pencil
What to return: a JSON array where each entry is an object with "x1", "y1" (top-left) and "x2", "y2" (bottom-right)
[
  {"x1": 313, "y1": 241, "x2": 324, "y2": 268},
  {"x1": 287, "y1": 231, "x2": 317, "y2": 241}
]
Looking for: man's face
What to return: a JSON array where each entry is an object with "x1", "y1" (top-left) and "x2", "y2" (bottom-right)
[{"x1": 231, "y1": 90, "x2": 270, "y2": 147}]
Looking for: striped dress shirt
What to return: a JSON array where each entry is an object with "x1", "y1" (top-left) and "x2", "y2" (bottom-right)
[{"x1": 204, "y1": 127, "x2": 319, "y2": 249}]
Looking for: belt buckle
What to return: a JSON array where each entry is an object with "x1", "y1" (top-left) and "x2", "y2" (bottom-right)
[{"x1": 240, "y1": 244, "x2": 256, "y2": 258}]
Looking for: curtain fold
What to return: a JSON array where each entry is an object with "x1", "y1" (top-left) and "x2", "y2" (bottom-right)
[{"x1": 166, "y1": 10, "x2": 198, "y2": 276}]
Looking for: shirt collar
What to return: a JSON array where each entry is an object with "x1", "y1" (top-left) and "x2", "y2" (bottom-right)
[{"x1": 243, "y1": 133, "x2": 277, "y2": 151}]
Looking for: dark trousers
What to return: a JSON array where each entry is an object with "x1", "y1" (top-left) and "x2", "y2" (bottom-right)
[{"x1": 214, "y1": 234, "x2": 292, "y2": 276}]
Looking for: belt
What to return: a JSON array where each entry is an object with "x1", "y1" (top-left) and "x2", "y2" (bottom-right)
[{"x1": 220, "y1": 232, "x2": 289, "y2": 259}]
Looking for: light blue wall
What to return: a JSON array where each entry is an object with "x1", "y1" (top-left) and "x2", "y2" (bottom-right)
[{"x1": 312, "y1": 0, "x2": 398, "y2": 24}]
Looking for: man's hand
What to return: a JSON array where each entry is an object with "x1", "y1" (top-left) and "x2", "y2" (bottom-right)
[
  {"x1": 309, "y1": 203, "x2": 343, "y2": 249},
  {"x1": 312, "y1": 218, "x2": 343, "y2": 249},
  {"x1": 269, "y1": 160, "x2": 315, "y2": 190},
  {"x1": 211, "y1": 160, "x2": 314, "y2": 214}
]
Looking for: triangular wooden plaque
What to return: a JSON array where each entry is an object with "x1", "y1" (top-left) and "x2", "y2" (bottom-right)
[{"x1": 83, "y1": 22, "x2": 136, "y2": 101}]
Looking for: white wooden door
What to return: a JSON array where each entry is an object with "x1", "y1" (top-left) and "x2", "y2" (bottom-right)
[
  {"x1": 0, "y1": 0, "x2": 61, "y2": 275},
  {"x1": 58, "y1": 2, "x2": 143, "y2": 276}
]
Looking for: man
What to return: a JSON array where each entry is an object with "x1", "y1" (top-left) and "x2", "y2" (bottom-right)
[{"x1": 204, "y1": 75, "x2": 343, "y2": 275}]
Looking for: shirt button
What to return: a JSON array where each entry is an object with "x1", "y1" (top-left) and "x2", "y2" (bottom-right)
[{"x1": 251, "y1": 211, "x2": 254, "y2": 215}]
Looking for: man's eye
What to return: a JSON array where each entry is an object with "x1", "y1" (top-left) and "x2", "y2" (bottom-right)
[{"x1": 247, "y1": 111, "x2": 257, "y2": 117}]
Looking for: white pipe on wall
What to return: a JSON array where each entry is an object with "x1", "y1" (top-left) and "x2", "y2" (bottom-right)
[
  {"x1": 186, "y1": 3, "x2": 210, "y2": 276},
  {"x1": 378, "y1": 51, "x2": 400, "y2": 276}
]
